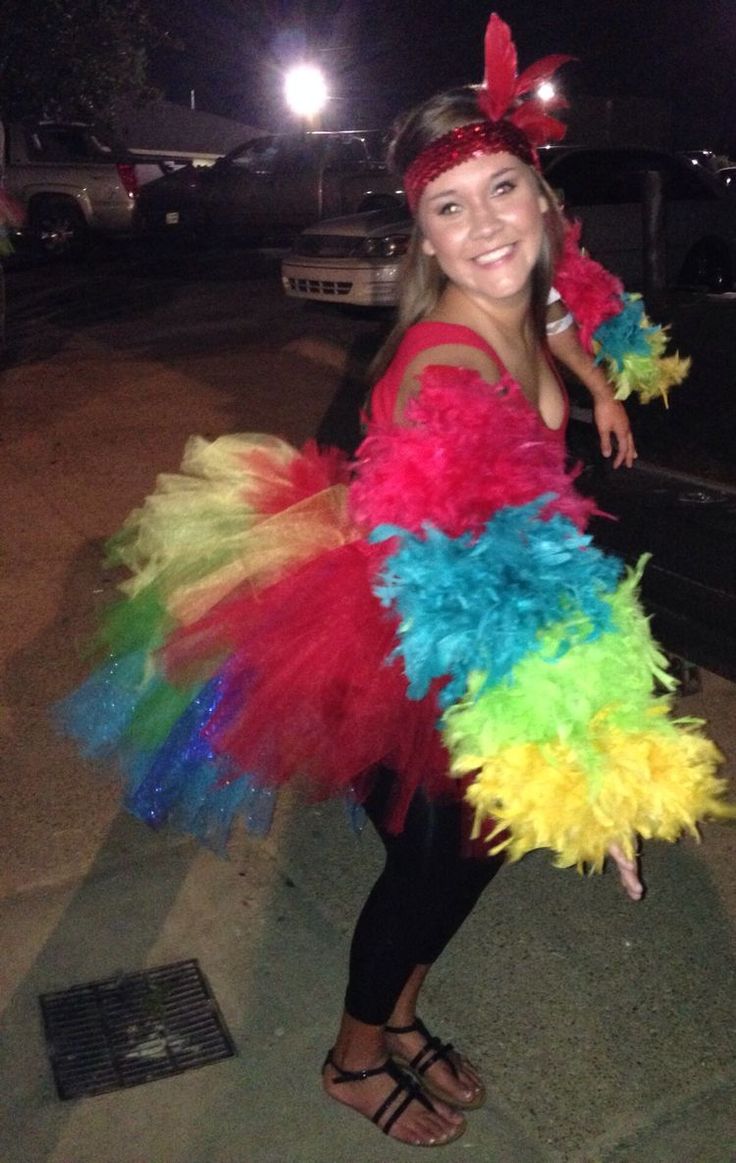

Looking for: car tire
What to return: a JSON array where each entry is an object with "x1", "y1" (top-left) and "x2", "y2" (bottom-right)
[
  {"x1": 679, "y1": 239, "x2": 732, "y2": 292},
  {"x1": 29, "y1": 196, "x2": 88, "y2": 259}
]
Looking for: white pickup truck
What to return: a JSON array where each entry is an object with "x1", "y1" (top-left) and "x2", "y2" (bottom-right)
[{"x1": 0, "y1": 118, "x2": 145, "y2": 256}]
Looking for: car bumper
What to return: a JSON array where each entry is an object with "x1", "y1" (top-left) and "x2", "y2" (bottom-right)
[
  {"x1": 93, "y1": 200, "x2": 137, "y2": 235},
  {"x1": 281, "y1": 256, "x2": 400, "y2": 307}
]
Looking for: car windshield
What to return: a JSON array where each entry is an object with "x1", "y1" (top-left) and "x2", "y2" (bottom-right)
[{"x1": 543, "y1": 149, "x2": 721, "y2": 204}]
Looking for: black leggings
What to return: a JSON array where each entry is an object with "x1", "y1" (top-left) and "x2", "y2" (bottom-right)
[{"x1": 344, "y1": 768, "x2": 504, "y2": 1026}]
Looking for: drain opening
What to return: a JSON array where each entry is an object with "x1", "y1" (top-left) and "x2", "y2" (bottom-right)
[{"x1": 40, "y1": 958, "x2": 236, "y2": 1100}]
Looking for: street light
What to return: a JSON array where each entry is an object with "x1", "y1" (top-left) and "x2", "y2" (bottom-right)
[
  {"x1": 536, "y1": 81, "x2": 556, "y2": 104},
  {"x1": 284, "y1": 64, "x2": 328, "y2": 124}
]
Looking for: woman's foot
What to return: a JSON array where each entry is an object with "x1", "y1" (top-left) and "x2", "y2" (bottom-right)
[
  {"x1": 322, "y1": 1049, "x2": 466, "y2": 1147},
  {"x1": 384, "y1": 1018, "x2": 486, "y2": 1110}
]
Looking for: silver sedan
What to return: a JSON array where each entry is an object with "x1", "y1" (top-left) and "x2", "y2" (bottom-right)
[{"x1": 282, "y1": 208, "x2": 411, "y2": 307}]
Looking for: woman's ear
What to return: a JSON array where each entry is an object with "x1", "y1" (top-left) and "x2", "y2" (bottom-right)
[
  {"x1": 420, "y1": 235, "x2": 436, "y2": 257},
  {"x1": 538, "y1": 193, "x2": 550, "y2": 215}
]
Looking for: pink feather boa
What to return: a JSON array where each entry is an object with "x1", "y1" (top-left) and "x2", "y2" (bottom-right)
[
  {"x1": 351, "y1": 364, "x2": 597, "y2": 537},
  {"x1": 553, "y1": 222, "x2": 623, "y2": 353}
]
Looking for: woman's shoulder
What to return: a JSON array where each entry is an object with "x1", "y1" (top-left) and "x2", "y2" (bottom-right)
[
  {"x1": 369, "y1": 320, "x2": 506, "y2": 427},
  {"x1": 397, "y1": 319, "x2": 501, "y2": 363},
  {"x1": 392, "y1": 322, "x2": 503, "y2": 421}
]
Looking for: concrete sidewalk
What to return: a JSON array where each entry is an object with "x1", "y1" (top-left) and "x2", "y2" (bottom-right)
[{"x1": 1, "y1": 306, "x2": 735, "y2": 1162}]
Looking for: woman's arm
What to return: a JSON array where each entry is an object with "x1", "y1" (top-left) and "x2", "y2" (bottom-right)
[{"x1": 547, "y1": 299, "x2": 637, "y2": 469}]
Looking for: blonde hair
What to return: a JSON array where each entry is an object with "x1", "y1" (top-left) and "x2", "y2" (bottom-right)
[{"x1": 370, "y1": 87, "x2": 566, "y2": 381}]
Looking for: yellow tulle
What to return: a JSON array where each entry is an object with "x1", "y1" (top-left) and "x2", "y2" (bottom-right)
[{"x1": 168, "y1": 485, "x2": 357, "y2": 625}]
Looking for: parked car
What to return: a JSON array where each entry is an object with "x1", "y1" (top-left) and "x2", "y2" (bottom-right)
[
  {"x1": 0, "y1": 118, "x2": 147, "y2": 257},
  {"x1": 135, "y1": 130, "x2": 404, "y2": 242},
  {"x1": 282, "y1": 208, "x2": 410, "y2": 307},
  {"x1": 282, "y1": 145, "x2": 736, "y2": 307},
  {"x1": 542, "y1": 145, "x2": 736, "y2": 292}
]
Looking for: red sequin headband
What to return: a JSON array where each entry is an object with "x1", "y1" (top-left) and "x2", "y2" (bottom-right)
[
  {"x1": 403, "y1": 13, "x2": 572, "y2": 213},
  {"x1": 404, "y1": 120, "x2": 537, "y2": 212}
]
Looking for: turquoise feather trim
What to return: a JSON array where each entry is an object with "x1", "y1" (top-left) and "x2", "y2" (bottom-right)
[{"x1": 370, "y1": 498, "x2": 624, "y2": 707}]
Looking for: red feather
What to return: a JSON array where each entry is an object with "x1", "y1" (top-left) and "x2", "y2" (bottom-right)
[
  {"x1": 479, "y1": 13, "x2": 518, "y2": 120},
  {"x1": 515, "y1": 54, "x2": 575, "y2": 98},
  {"x1": 478, "y1": 14, "x2": 572, "y2": 148},
  {"x1": 510, "y1": 103, "x2": 568, "y2": 146}
]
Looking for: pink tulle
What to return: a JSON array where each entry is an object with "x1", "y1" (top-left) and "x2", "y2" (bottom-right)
[
  {"x1": 553, "y1": 222, "x2": 623, "y2": 352},
  {"x1": 351, "y1": 365, "x2": 597, "y2": 538},
  {"x1": 162, "y1": 541, "x2": 450, "y2": 832}
]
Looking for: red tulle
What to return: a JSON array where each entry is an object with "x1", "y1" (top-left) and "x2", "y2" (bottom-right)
[
  {"x1": 351, "y1": 366, "x2": 597, "y2": 538},
  {"x1": 553, "y1": 222, "x2": 623, "y2": 352},
  {"x1": 241, "y1": 439, "x2": 351, "y2": 515},
  {"x1": 162, "y1": 540, "x2": 451, "y2": 832}
]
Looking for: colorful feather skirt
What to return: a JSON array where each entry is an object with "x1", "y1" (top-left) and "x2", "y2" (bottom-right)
[{"x1": 58, "y1": 367, "x2": 732, "y2": 867}]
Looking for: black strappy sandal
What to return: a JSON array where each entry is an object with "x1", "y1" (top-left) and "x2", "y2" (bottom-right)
[
  {"x1": 384, "y1": 1018, "x2": 487, "y2": 1111},
  {"x1": 323, "y1": 1050, "x2": 466, "y2": 1146}
]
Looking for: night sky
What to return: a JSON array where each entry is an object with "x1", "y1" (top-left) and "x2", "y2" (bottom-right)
[{"x1": 150, "y1": 1, "x2": 736, "y2": 152}]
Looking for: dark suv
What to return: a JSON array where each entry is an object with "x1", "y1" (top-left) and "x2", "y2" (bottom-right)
[{"x1": 541, "y1": 146, "x2": 736, "y2": 292}]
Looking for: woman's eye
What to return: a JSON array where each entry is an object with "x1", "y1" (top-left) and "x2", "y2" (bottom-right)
[
  {"x1": 492, "y1": 180, "x2": 516, "y2": 196},
  {"x1": 438, "y1": 201, "x2": 460, "y2": 215}
]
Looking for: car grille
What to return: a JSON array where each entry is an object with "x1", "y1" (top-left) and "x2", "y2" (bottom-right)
[
  {"x1": 293, "y1": 235, "x2": 363, "y2": 258},
  {"x1": 285, "y1": 276, "x2": 353, "y2": 297}
]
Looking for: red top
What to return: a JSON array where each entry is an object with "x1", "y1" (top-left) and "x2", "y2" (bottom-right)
[{"x1": 368, "y1": 320, "x2": 568, "y2": 437}]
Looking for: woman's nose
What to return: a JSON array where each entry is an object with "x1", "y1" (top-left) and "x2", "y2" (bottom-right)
[{"x1": 468, "y1": 201, "x2": 501, "y2": 237}]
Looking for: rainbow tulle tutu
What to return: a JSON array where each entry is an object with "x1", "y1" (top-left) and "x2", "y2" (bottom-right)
[{"x1": 59, "y1": 365, "x2": 731, "y2": 866}]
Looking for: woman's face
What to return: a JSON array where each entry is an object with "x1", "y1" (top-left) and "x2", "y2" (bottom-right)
[{"x1": 417, "y1": 150, "x2": 548, "y2": 306}]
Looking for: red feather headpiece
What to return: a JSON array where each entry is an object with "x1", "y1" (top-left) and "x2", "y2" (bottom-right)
[{"x1": 403, "y1": 13, "x2": 573, "y2": 212}]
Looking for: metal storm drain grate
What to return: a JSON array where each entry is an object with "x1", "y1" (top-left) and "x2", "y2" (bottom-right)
[{"x1": 40, "y1": 959, "x2": 236, "y2": 1100}]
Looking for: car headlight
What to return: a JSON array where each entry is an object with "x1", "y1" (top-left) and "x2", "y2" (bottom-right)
[{"x1": 362, "y1": 234, "x2": 410, "y2": 258}]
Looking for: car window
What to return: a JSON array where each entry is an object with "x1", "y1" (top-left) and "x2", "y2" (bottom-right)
[
  {"x1": 359, "y1": 131, "x2": 388, "y2": 163},
  {"x1": 659, "y1": 157, "x2": 719, "y2": 199},
  {"x1": 271, "y1": 137, "x2": 320, "y2": 173},
  {"x1": 324, "y1": 136, "x2": 369, "y2": 169},
  {"x1": 24, "y1": 125, "x2": 114, "y2": 163},
  {"x1": 545, "y1": 150, "x2": 719, "y2": 205},
  {"x1": 228, "y1": 138, "x2": 280, "y2": 173}
]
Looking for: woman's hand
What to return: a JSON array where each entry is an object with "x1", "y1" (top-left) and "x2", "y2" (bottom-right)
[
  {"x1": 607, "y1": 843, "x2": 644, "y2": 900},
  {"x1": 593, "y1": 397, "x2": 637, "y2": 468}
]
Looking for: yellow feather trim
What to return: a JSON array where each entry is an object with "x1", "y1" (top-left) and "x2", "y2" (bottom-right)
[{"x1": 454, "y1": 723, "x2": 731, "y2": 872}]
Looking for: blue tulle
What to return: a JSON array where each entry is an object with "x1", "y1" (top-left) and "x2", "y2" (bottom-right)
[
  {"x1": 593, "y1": 294, "x2": 655, "y2": 370},
  {"x1": 58, "y1": 663, "x2": 276, "y2": 852},
  {"x1": 370, "y1": 499, "x2": 623, "y2": 706},
  {"x1": 55, "y1": 651, "x2": 151, "y2": 756}
]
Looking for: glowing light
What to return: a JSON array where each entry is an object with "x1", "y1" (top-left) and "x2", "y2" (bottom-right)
[
  {"x1": 284, "y1": 65, "x2": 328, "y2": 119},
  {"x1": 537, "y1": 81, "x2": 556, "y2": 103}
]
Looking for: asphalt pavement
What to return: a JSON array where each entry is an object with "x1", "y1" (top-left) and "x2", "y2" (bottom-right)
[{"x1": 1, "y1": 248, "x2": 735, "y2": 1163}]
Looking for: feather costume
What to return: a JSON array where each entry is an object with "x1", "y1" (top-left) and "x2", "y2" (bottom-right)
[
  {"x1": 58, "y1": 360, "x2": 732, "y2": 867},
  {"x1": 57, "y1": 11, "x2": 729, "y2": 869}
]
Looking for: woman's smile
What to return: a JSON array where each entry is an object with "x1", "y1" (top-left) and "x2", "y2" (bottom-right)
[{"x1": 472, "y1": 243, "x2": 517, "y2": 266}]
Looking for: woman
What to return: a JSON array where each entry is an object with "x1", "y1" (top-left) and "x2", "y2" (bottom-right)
[
  {"x1": 59, "y1": 13, "x2": 729, "y2": 1152},
  {"x1": 322, "y1": 48, "x2": 646, "y2": 1149}
]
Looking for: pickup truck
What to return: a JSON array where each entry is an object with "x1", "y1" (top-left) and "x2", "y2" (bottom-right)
[
  {"x1": 135, "y1": 129, "x2": 406, "y2": 241},
  {"x1": 1, "y1": 118, "x2": 144, "y2": 257}
]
